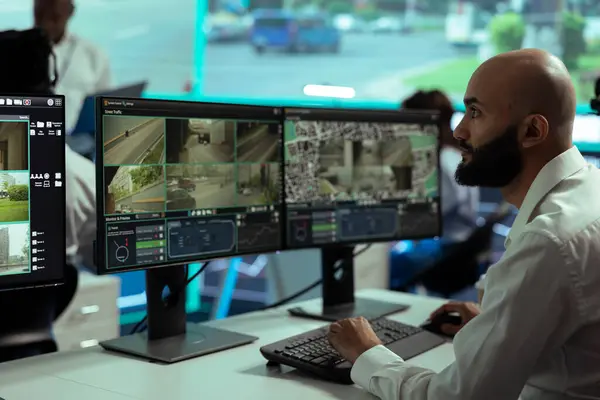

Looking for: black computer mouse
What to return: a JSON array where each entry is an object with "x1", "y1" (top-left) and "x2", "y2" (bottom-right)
[{"x1": 421, "y1": 312, "x2": 463, "y2": 337}]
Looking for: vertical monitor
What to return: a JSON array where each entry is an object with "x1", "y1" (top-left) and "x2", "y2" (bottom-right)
[
  {"x1": 95, "y1": 98, "x2": 284, "y2": 274},
  {"x1": 0, "y1": 94, "x2": 66, "y2": 291},
  {"x1": 283, "y1": 108, "x2": 441, "y2": 248}
]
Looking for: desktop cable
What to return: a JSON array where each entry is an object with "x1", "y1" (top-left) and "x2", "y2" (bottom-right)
[
  {"x1": 259, "y1": 244, "x2": 372, "y2": 311},
  {"x1": 130, "y1": 261, "x2": 212, "y2": 335}
]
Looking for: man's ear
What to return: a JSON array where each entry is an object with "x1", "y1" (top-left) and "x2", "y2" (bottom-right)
[{"x1": 521, "y1": 114, "x2": 549, "y2": 148}]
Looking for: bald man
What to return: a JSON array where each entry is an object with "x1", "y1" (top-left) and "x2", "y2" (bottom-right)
[{"x1": 328, "y1": 49, "x2": 600, "y2": 399}]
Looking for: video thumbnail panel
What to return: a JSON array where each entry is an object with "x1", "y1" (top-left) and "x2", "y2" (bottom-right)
[
  {"x1": 103, "y1": 116, "x2": 165, "y2": 165},
  {"x1": 237, "y1": 163, "x2": 280, "y2": 207},
  {"x1": 0, "y1": 172, "x2": 29, "y2": 223},
  {"x1": 236, "y1": 121, "x2": 279, "y2": 162},
  {"x1": 104, "y1": 165, "x2": 166, "y2": 215},
  {"x1": 165, "y1": 118, "x2": 235, "y2": 164},
  {"x1": 166, "y1": 164, "x2": 236, "y2": 210},
  {"x1": 0, "y1": 121, "x2": 28, "y2": 171},
  {"x1": 0, "y1": 222, "x2": 30, "y2": 276},
  {"x1": 285, "y1": 120, "x2": 438, "y2": 204}
]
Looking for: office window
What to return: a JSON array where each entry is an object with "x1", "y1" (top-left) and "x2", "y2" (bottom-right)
[{"x1": 2, "y1": 1, "x2": 598, "y2": 103}]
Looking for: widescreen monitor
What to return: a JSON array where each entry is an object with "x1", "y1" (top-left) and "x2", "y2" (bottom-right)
[
  {"x1": 0, "y1": 94, "x2": 66, "y2": 291},
  {"x1": 282, "y1": 107, "x2": 441, "y2": 321},
  {"x1": 95, "y1": 98, "x2": 284, "y2": 274},
  {"x1": 94, "y1": 97, "x2": 278, "y2": 363}
]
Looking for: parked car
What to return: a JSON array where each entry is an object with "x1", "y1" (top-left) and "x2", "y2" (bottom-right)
[
  {"x1": 177, "y1": 178, "x2": 196, "y2": 192},
  {"x1": 251, "y1": 9, "x2": 341, "y2": 54},
  {"x1": 167, "y1": 188, "x2": 196, "y2": 210}
]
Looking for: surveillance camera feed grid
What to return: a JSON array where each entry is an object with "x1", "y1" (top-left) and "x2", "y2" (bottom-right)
[
  {"x1": 103, "y1": 116, "x2": 282, "y2": 217},
  {"x1": 284, "y1": 120, "x2": 438, "y2": 204},
  {"x1": 0, "y1": 121, "x2": 31, "y2": 276}
]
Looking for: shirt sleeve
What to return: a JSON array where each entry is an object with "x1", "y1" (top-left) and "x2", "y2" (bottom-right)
[{"x1": 349, "y1": 231, "x2": 574, "y2": 400}]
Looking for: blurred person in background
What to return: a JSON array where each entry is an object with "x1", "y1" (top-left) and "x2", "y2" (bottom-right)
[
  {"x1": 35, "y1": 0, "x2": 100, "y2": 268},
  {"x1": 35, "y1": 0, "x2": 112, "y2": 132},
  {"x1": 402, "y1": 90, "x2": 480, "y2": 242}
]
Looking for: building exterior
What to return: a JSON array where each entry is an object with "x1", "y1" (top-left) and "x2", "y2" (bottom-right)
[{"x1": 0, "y1": 227, "x2": 9, "y2": 265}]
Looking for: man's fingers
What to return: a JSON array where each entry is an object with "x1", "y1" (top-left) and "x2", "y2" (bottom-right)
[
  {"x1": 329, "y1": 322, "x2": 342, "y2": 333},
  {"x1": 430, "y1": 302, "x2": 457, "y2": 318}
]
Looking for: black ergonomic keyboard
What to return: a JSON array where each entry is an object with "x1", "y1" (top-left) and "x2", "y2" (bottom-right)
[{"x1": 260, "y1": 317, "x2": 446, "y2": 384}]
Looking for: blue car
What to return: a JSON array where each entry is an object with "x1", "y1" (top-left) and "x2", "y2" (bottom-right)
[{"x1": 251, "y1": 9, "x2": 341, "y2": 54}]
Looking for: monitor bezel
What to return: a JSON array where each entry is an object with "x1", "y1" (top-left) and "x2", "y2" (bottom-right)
[
  {"x1": 0, "y1": 93, "x2": 66, "y2": 292},
  {"x1": 281, "y1": 106, "x2": 443, "y2": 250},
  {"x1": 94, "y1": 96, "x2": 286, "y2": 275}
]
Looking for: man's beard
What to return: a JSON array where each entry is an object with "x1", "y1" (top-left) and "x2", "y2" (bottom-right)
[{"x1": 455, "y1": 125, "x2": 523, "y2": 187}]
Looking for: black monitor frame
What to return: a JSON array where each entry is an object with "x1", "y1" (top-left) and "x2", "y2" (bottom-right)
[
  {"x1": 94, "y1": 97, "x2": 293, "y2": 363},
  {"x1": 0, "y1": 94, "x2": 66, "y2": 292},
  {"x1": 94, "y1": 97, "x2": 285, "y2": 275},
  {"x1": 282, "y1": 106, "x2": 443, "y2": 321}
]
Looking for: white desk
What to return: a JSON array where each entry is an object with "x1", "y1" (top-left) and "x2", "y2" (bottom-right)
[{"x1": 0, "y1": 289, "x2": 455, "y2": 400}]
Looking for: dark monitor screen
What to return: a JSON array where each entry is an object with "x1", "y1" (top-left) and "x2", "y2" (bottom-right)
[
  {"x1": 95, "y1": 98, "x2": 284, "y2": 274},
  {"x1": 283, "y1": 107, "x2": 442, "y2": 248},
  {"x1": 0, "y1": 94, "x2": 66, "y2": 291}
]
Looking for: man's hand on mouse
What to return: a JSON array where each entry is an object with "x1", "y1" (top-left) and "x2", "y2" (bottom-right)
[
  {"x1": 430, "y1": 301, "x2": 481, "y2": 335},
  {"x1": 328, "y1": 317, "x2": 382, "y2": 364}
]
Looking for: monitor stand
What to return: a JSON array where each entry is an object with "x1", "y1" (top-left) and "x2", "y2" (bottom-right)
[
  {"x1": 288, "y1": 245, "x2": 410, "y2": 322},
  {"x1": 100, "y1": 265, "x2": 258, "y2": 363}
]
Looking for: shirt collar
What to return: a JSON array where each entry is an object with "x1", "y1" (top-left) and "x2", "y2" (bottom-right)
[{"x1": 505, "y1": 146, "x2": 587, "y2": 248}]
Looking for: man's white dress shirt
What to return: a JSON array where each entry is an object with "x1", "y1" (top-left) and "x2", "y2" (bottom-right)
[
  {"x1": 351, "y1": 146, "x2": 600, "y2": 399},
  {"x1": 53, "y1": 32, "x2": 108, "y2": 267},
  {"x1": 53, "y1": 32, "x2": 111, "y2": 132}
]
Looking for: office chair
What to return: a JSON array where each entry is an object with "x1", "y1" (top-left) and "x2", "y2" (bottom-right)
[
  {"x1": 0, "y1": 263, "x2": 78, "y2": 362},
  {"x1": 399, "y1": 203, "x2": 512, "y2": 298}
]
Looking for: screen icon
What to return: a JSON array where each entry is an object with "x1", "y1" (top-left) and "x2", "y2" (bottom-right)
[
  {"x1": 6, "y1": 99, "x2": 12, "y2": 105},
  {"x1": 46, "y1": 122, "x2": 52, "y2": 128},
  {"x1": 36, "y1": 121, "x2": 44, "y2": 128},
  {"x1": 0, "y1": 99, "x2": 5, "y2": 105},
  {"x1": 55, "y1": 98, "x2": 62, "y2": 106},
  {"x1": 43, "y1": 181, "x2": 50, "y2": 188},
  {"x1": 57, "y1": 129, "x2": 62, "y2": 136},
  {"x1": 14, "y1": 99, "x2": 22, "y2": 105},
  {"x1": 32, "y1": 248, "x2": 37, "y2": 254},
  {"x1": 54, "y1": 181, "x2": 62, "y2": 187},
  {"x1": 55, "y1": 173, "x2": 61, "y2": 179},
  {"x1": 47, "y1": 99, "x2": 54, "y2": 106},
  {"x1": 24, "y1": 99, "x2": 31, "y2": 105},
  {"x1": 30, "y1": 129, "x2": 35, "y2": 136}
]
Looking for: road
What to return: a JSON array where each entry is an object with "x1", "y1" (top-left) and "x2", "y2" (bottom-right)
[
  {"x1": 0, "y1": 263, "x2": 29, "y2": 276},
  {"x1": 182, "y1": 138, "x2": 234, "y2": 163},
  {"x1": 116, "y1": 181, "x2": 165, "y2": 213},
  {"x1": 190, "y1": 181, "x2": 236, "y2": 209},
  {"x1": 237, "y1": 125, "x2": 278, "y2": 162},
  {"x1": 104, "y1": 118, "x2": 164, "y2": 165},
  {"x1": 237, "y1": 189, "x2": 264, "y2": 207},
  {"x1": 204, "y1": 31, "x2": 467, "y2": 99}
]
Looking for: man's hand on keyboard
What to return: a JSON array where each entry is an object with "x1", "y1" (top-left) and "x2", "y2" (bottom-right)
[{"x1": 328, "y1": 317, "x2": 383, "y2": 364}]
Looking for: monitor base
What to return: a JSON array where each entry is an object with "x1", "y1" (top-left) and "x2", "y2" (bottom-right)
[
  {"x1": 100, "y1": 323, "x2": 257, "y2": 364},
  {"x1": 288, "y1": 298, "x2": 409, "y2": 322}
]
